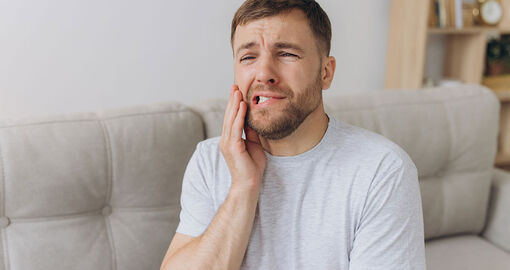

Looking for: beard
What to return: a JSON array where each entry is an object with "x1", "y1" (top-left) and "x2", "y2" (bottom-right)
[{"x1": 245, "y1": 69, "x2": 323, "y2": 140}]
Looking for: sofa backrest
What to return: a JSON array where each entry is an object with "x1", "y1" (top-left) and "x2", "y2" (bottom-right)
[
  {"x1": 0, "y1": 103, "x2": 203, "y2": 270},
  {"x1": 194, "y1": 84, "x2": 500, "y2": 241},
  {"x1": 0, "y1": 85, "x2": 499, "y2": 269}
]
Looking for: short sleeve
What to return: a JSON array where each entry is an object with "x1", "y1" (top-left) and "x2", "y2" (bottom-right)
[
  {"x1": 349, "y1": 154, "x2": 426, "y2": 270},
  {"x1": 175, "y1": 143, "x2": 216, "y2": 237}
]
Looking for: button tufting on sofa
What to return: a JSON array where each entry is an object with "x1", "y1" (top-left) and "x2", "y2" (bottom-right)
[
  {"x1": 0, "y1": 217, "x2": 10, "y2": 228},
  {"x1": 0, "y1": 102, "x2": 203, "y2": 270},
  {"x1": 102, "y1": 205, "x2": 112, "y2": 216}
]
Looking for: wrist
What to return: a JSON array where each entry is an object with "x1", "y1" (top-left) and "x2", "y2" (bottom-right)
[{"x1": 230, "y1": 182, "x2": 261, "y2": 200}]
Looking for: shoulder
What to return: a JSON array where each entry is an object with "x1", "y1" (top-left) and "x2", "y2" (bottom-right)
[
  {"x1": 183, "y1": 137, "x2": 221, "y2": 170},
  {"x1": 196, "y1": 136, "x2": 221, "y2": 154},
  {"x1": 192, "y1": 136, "x2": 227, "y2": 172},
  {"x1": 184, "y1": 136, "x2": 229, "y2": 195},
  {"x1": 328, "y1": 117, "x2": 417, "y2": 175},
  {"x1": 329, "y1": 117, "x2": 414, "y2": 161}
]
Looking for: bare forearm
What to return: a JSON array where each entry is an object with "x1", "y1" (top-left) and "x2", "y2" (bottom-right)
[
  {"x1": 162, "y1": 86, "x2": 266, "y2": 270},
  {"x1": 162, "y1": 186, "x2": 259, "y2": 270}
]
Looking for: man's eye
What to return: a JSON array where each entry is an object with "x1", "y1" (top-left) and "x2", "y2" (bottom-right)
[
  {"x1": 240, "y1": 56, "x2": 255, "y2": 62},
  {"x1": 281, "y1": 53, "x2": 297, "y2": 57}
]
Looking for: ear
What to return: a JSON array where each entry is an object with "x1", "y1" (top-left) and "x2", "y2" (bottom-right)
[{"x1": 321, "y1": 56, "x2": 336, "y2": 90}]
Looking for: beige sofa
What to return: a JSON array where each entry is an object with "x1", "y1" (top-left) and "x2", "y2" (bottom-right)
[{"x1": 0, "y1": 84, "x2": 508, "y2": 269}]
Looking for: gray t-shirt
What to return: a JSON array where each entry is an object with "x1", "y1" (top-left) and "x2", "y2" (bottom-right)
[{"x1": 176, "y1": 116, "x2": 426, "y2": 269}]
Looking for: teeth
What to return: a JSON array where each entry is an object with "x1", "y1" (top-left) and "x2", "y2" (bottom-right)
[{"x1": 258, "y1": 96, "x2": 271, "y2": 104}]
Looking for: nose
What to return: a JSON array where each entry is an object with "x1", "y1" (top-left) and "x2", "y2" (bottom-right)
[{"x1": 255, "y1": 55, "x2": 279, "y2": 85}]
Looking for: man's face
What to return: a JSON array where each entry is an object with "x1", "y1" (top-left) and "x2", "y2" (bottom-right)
[{"x1": 232, "y1": 9, "x2": 325, "y2": 140}]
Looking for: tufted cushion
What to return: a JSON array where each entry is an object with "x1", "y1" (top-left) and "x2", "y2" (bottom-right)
[
  {"x1": 195, "y1": 84, "x2": 500, "y2": 241},
  {"x1": 0, "y1": 103, "x2": 204, "y2": 270}
]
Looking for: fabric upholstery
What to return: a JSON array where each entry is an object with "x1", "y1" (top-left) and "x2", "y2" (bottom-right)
[
  {"x1": 425, "y1": 235, "x2": 510, "y2": 269},
  {"x1": 196, "y1": 84, "x2": 500, "y2": 241},
  {"x1": 483, "y1": 168, "x2": 510, "y2": 253},
  {"x1": 191, "y1": 99, "x2": 227, "y2": 138},
  {"x1": 0, "y1": 84, "x2": 507, "y2": 269},
  {"x1": 0, "y1": 103, "x2": 204, "y2": 270}
]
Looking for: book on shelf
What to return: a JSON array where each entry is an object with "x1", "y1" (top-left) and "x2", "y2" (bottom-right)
[
  {"x1": 455, "y1": 0, "x2": 463, "y2": 28},
  {"x1": 429, "y1": 0, "x2": 464, "y2": 28}
]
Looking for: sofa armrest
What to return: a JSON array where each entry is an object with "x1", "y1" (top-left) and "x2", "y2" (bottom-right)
[{"x1": 482, "y1": 168, "x2": 510, "y2": 252}]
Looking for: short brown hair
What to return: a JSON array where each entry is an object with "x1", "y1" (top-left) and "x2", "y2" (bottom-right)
[{"x1": 231, "y1": 0, "x2": 332, "y2": 56}]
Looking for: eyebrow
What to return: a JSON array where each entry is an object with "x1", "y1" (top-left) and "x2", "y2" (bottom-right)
[{"x1": 235, "y1": 41, "x2": 305, "y2": 57}]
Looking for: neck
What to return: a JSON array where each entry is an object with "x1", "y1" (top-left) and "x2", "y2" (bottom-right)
[{"x1": 259, "y1": 103, "x2": 329, "y2": 156}]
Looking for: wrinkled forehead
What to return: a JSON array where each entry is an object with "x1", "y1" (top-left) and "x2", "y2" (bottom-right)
[{"x1": 232, "y1": 10, "x2": 315, "y2": 55}]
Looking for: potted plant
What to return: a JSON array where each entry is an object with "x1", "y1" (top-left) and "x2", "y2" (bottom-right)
[
  {"x1": 486, "y1": 38, "x2": 505, "y2": 76},
  {"x1": 501, "y1": 35, "x2": 510, "y2": 74}
]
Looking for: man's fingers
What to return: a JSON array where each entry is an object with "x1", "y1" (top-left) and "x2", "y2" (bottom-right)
[
  {"x1": 232, "y1": 100, "x2": 246, "y2": 140},
  {"x1": 222, "y1": 85, "x2": 240, "y2": 138},
  {"x1": 229, "y1": 91, "x2": 242, "y2": 125},
  {"x1": 221, "y1": 86, "x2": 235, "y2": 134}
]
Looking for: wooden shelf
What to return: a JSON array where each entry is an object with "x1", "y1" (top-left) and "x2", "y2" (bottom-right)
[
  {"x1": 428, "y1": 27, "x2": 510, "y2": 35},
  {"x1": 386, "y1": 0, "x2": 510, "y2": 168},
  {"x1": 483, "y1": 75, "x2": 510, "y2": 102},
  {"x1": 385, "y1": 0, "x2": 510, "y2": 89},
  {"x1": 483, "y1": 74, "x2": 510, "y2": 89}
]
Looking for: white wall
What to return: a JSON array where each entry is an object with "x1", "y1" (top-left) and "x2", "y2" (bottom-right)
[{"x1": 0, "y1": 0, "x2": 391, "y2": 118}]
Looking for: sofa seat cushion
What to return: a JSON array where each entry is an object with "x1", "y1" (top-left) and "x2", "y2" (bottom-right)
[{"x1": 425, "y1": 235, "x2": 510, "y2": 270}]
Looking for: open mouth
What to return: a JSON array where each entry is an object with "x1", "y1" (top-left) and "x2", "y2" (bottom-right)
[
  {"x1": 252, "y1": 94, "x2": 285, "y2": 106},
  {"x1": 256, "y1": 96, "x2": 272, "y2": 104}
]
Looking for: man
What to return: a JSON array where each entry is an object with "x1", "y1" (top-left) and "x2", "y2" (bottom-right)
[{"x1": 161, "y1": 0, "x2": 426, "y2": 269}]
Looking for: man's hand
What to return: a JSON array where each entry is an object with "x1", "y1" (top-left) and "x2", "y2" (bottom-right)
[
  {"x1": 161, "y1": 86, "x2": 266, "y2": 269},
  {"x1": 219, "y1": 85, "x2": 267, "y2": 193}
]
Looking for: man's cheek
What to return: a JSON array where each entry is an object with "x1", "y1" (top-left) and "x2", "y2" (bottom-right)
[
  {"x1": 243, "y1": 87, "x2": 253, "y2": 104},
  {"x1": 243, "y1": 90, "x2": 249, "y2": 103}
]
